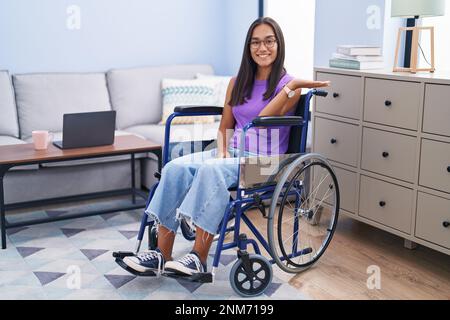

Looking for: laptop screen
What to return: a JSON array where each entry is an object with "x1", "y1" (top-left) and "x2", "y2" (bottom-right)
[{"x1": 56, "y1": 111, "x2": 116, "y2": 149}]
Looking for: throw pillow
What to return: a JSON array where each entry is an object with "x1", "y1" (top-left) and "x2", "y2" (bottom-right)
[
  {"x1": 160, "y1": 78, "x2": 217, "y2": 125},
  {"x1": 196, "y1": 74, "x2": 232, "y2": 121},
  {"x1": 196, "y1": 73, "x2": 232, "y2": 107}
]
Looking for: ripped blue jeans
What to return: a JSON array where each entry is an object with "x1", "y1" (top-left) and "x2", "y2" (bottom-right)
[{"x1": 145, "y1": 147, "x2": 247, "y2": 235}]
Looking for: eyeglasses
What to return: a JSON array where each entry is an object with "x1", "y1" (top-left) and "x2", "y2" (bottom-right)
[{"x1": 249, "y1": 38, "x2": 277, "y2": 49}]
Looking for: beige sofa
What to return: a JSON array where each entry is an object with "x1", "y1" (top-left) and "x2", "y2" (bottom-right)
[{"x1": 0, "y1": 65, "x2": 220, "y2": 204}]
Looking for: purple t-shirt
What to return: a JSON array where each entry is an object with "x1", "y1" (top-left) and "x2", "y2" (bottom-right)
[{"x1": 231, "y1": 73, "x2": 294, "y2": 155}]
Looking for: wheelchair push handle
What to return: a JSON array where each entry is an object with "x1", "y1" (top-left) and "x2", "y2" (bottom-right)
[{"x1": 312, "y1": 89, "x2": 328, "y2": 97}]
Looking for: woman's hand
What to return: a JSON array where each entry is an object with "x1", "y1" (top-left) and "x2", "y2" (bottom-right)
[{"x1": 289, "y1": 79, "x2": 331, "y2": 90}]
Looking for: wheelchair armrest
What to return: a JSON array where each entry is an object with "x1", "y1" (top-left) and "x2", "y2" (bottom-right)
[
  {"x1": 313, "y1": 89, "x2": 328, "y2": 97},
  {"x1": 251, "y1": 116, "x2": 304, "y2": 127},
  {"x1": 173, "y1": 105, "x2": 223, "y2": 115}
]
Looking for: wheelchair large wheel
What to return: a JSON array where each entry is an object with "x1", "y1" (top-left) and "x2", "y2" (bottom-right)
[
  {"x1": 229, "y1": 254, "x2": 273, "y2": 297},
  {"x1": 267, "y1": 153, "x2": 339, "y2": 274}
]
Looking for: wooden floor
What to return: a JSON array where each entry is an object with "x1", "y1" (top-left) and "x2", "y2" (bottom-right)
[{"x1": 242, "y1": 209, "x2": 450, "y2": 300}]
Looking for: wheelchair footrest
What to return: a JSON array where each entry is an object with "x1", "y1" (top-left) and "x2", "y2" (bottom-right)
[
  {"x1": 112, "y1": 251, "x2": 136, "y2": 259},
  {"x1": 165, "y1": 271, "x2": 213, "y2": 283}
]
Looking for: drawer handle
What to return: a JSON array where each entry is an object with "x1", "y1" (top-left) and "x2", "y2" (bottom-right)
[
  {"x1": 447, "y1": 166, "x2": 450, "y2": 173},
  {"x1": 382, "y1": 152, "x2": 390, "y2": 158},
  {"x1": 443, "y1": 221, "x2": 450, "y2": 228},
  {"x1": 384, "y1": 100, "x2": 392, "y2": 107},
  {"x1": 330, "y1": 138, "x2": 337, "y2": 145},
  {"x1": 379, "y1": 201, "x2": 386, "y2": 207},
  {"x1": 333, "y1": 93, "x2": 340, "y2": 98}
]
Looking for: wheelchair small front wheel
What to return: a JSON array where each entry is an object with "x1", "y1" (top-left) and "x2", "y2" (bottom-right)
[
  {"x1": 268, "y1": 153, "x2": 340, "y2": 274},
  {"x1": 229, "y1": 254, "x2": 273, "y2": 297},
  {"x1": 180, "y1": 218, "x2": 196, "y2": 241}
]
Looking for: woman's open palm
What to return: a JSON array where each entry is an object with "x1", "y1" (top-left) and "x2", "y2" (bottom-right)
[{"x1": 294, "y1": 79, "x2": 331, "y2": 89}]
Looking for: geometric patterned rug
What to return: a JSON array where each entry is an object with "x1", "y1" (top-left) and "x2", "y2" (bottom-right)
[{"x1": 0, "y1": 199, "x2": 308, "y2": 300}]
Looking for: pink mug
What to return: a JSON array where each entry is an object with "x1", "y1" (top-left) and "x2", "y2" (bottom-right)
[{"x1": 32, "y1": 130, "x2": 54, "y2": 150}]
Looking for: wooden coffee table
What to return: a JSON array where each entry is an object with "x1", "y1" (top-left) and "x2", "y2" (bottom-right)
[{"x1": 0, "y1": 134, "x2": 162, "y2": 249}]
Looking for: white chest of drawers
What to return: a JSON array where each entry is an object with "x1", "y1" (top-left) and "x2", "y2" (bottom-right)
[{"x1": 313, "y1": 67, "x2": 450, "y2": 255}]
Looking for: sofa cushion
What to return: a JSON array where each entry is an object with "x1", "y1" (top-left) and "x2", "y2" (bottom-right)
[
  {"x1": 0, "y1": 71, "x2": 19, "y2": 137},
  {"x1": 0, "y1": 135, "x2": 25, "y2": 146},
  {"x1": 107, "y1": 64, "x2": 214, "y2": 129},
  {"x1": 4, "y1": 160, "x2": 140, "y2": 204},
  {"x1": 124, "y1": 122, "x2": 220, "y2": 147},
  {"x1": 13, "y1": 73, "x2": 111, "y2": 140},
  {"x1": 0, "y1": 135, "x2": 38, "y2": 170}
]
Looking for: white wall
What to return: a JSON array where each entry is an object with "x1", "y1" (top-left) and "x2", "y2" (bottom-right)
[
  {"x1": 224, "y1": 0, "x2": 259, "y2": 76},
  {"x1": 266, "y1": 0, "x2": 316, "y2": 79},
  {"x1": 314, "y1": 0, "x2": 385, "y2": 67},
  {"x1": 383, "y1": 0, "x2": 405, "y2": 69},
  {"x1": 422, "y1": 4, "x2": 450, "y2": 72},
  {"x1": 0, "y1": 0, "x2": 258, "y2": 75}
]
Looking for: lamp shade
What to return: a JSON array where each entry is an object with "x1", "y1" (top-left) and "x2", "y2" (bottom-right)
[{"x1": 391, "y1": 0, "x2": 446, "y2": 17}]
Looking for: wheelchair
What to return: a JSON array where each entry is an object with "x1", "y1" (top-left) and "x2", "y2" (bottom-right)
[{"x1": 113, "y1": 89, "x2": 340, "y2": 297}]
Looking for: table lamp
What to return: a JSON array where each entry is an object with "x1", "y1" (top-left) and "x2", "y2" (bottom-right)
[{"x1": 391, "y1": 0, "x2": 446, "y2": 73}]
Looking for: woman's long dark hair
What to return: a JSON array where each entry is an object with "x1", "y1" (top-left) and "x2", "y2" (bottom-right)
[{"x1": 229, "y1": 17, "x2": 286, "y2": 106}]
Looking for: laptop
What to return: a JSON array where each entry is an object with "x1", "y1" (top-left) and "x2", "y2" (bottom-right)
[{"x1": 53, "y1": 111, "x2": 116, "y2": 149}]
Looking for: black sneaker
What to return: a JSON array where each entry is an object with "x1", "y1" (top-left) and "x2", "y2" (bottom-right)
[
  {"x1": 123, "y1": 249, "x2": 165, "y2": 273},
  {"x1": 165, "y1": 251, "x2": 206, "y2": 276}
]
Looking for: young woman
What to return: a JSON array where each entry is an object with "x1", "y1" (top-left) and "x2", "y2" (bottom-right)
[{"x1": 124, "y1": 17, "x2": 330, "y2": 275}]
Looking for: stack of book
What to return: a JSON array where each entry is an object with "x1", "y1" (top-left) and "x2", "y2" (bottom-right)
[{"x1": 329, "y1": 45, "x2": 384, "y2": 70}]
